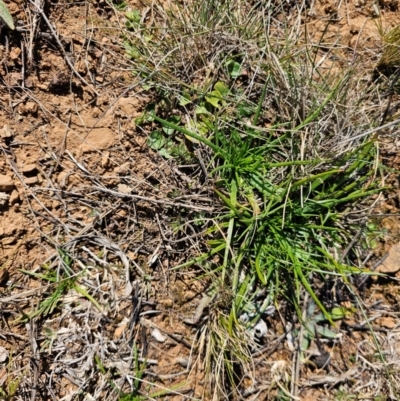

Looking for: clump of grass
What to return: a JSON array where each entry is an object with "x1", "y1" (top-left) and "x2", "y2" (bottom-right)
[
  {"x1": 155, "y1": 94, "x2": 381, "y2": 319},
  {"x1": 121, "y1": 0, "x2": 273, "y2": 98},
  {"x1": 119, "y1": 0, "x2": 388, "y2": 397},
  {"x1": 20, "y1": 248, "x2": 102, "y2": 320},
  {"x1": 377, "y1": 25, "x2": 400, "y2": 69}
]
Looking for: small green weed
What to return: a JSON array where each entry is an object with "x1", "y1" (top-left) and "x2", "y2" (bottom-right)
[
  {"x1": 364, "y1": 222, "x2": 387, "y2": 249},
  {"x1": 0, "y1": 354, "x2": 22, "y2": 401},
  {"x1": 116, "y1": 344, "x2": 147, "y2": 400},
  {"x1": 20, "y1": 248, "x2": 102, "y2": 320},
  {"x1": 297, "y1": 301, "x2": 355, "y2": 359},
  {"x1": 0, "y1": 376, "x2": 21, "y2": 400}
]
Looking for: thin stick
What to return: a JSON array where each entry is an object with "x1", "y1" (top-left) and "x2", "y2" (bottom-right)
[
  {"x1": 21, "y1": 40, "x2": 25, "y2": 88},
  {"x1": 340, "y1": 115, "x2": 400, "y2": 144}
]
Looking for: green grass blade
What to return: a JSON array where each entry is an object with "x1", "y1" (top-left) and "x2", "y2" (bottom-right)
[
  {"x1": 0, "y1": 0, "x2": 14, "y2": 30},
  {"x1": 153, "y1": 115, "x2": 223, "y2": 154}
]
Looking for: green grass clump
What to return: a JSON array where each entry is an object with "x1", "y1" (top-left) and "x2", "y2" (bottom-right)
[
  {"x1": 118, "y1": 0, "x2": 388, "y2": 397},
  {"x1": 154, "y1": 100, "x2": 380, "y2": 320}
]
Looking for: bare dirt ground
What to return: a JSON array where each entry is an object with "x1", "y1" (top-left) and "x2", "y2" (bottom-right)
[{"x1": 1, "y1": 0, "x2": 400, "y2": 400}]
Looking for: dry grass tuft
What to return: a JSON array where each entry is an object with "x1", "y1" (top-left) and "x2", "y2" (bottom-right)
[{"x1": 377, "y1": 25, "x2": 400, "y2": 69}]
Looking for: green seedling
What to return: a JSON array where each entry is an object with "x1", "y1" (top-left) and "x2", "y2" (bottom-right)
[
  {"x1": 364, "y1": 222, "x2": 387, "y2": 250},
  {"x1": 125, "y1": 10, "x2": 141, "y2": 28},
  {"x1": 147, "y1": 130, "x2": 174, "y2": 158},
  {"x1": 19, "y1": 248, "x2": 102, "y2": 320},
  {"x1": 205, "y1": 81, "x2": 230, "y2": 109},
  {"x1": 117, "y1": 344, "x2": 147, "y2": 400},
  {"x1": 226, "y1": 59, "x2": 241, "y2": 79},
  {"x1": 298, "y1": 301, "x2": 355, "y2": 355},
  {"x1": 40, "y1": 327, "x2": 57, "y2": 353},
  {"x1": 0, "y1": 353, "x2": 22, "y2": 401}
]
